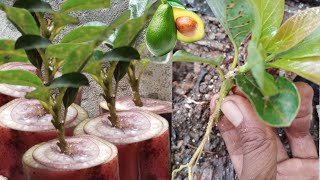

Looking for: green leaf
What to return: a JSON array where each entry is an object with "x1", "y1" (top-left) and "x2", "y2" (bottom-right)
[
  {"x1": 0, "y1": 70, "x2": 42, "y2": 87},
  {"x1": 63, "y1": 43, "x2": 95, "y2": 74},
  {"x1": 61, "y1": 24, "x2": 107, "y2": 43},
  {"x1": 249, "y1": 0, "x2": 284, "y2": 47},
  {"x1": 165, "y1": 0, "x2": 185, "y2": 8},
  {"x1": 207, "y1": 0, "x2": 253, "y2": 49},
  {"x1": 103, "y1": 47, "x2": 140, "y2": 62},
  {"x1": 25, "y1": 49, "x2": 42, "y2": 69},
  {"x1": 172, "y1": 50, "x2": 223, "y2": 66},
  {"x1": 82, "y1": 50, "x2": 104, "y2": 78},
  {"x1": 15, "y1": 35, "x2": 51, "y2": 50},
  {"x1": 0, "y1": 40, "x2": 28, "y2": 64},
  {"x1": 2, "y1": 6, "x2": 39, "y2": 35},
  {"x1": 129, "y1": 0, "x2": 158, "y2": 18},
  {"x1": 63, "y1": 87, "x2": 79, "y2": 108},
  {"x1": 113, "y1": 16, "x2": 147, "y2": 48},
  {"x1": 51, "y1": 72, "x2": 89, "y2": 88},
  {"x1": 46, "y1": 43, "x2": 83, "y2": 59},
  {"x1": 114, "y1": 62, "x2": 130, "y2": 82},
  {"x1": 13, "y1": 0, "x2": 53, "y2": 13},
  {"x1": 53, "y1": 12, "x2": 79, "y2": 29},
  {"x1": 60, "y1": 0, "x2": 110, "y2": 13},
  {"x1": 275, "y1": 27, "x2": 320, "y2": 59},
  {"x1": 266, "y1": 7, "x2": 320, "y2": 54},
  {"x1": 25, "y1": 87, "x2": 51, "y2": 102},
  {"x1": 268, "y1": 57, "x2": 320, "y2": 85},
  {"x1": 236, "y1": 75, "x2": 300, "y2": 127},
  {"x1": 246, "y1": 41, "x2": 278, "y2": 96}
]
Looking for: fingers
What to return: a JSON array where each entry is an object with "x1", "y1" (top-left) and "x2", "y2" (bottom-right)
[
  {"x1": 277, "y1": 158, "x2": 319, "y2": 178},
  {"x1": 217, "y1": 116, "x2": 243, "y2": 176},
  {"x1": 284, "y1": 82, "x2": 317, "y2": 158}
]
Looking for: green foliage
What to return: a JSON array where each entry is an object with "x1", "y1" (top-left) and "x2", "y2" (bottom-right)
[
  {"x1": 13, "y1": 0, "x2": 53, "y2": 13},
  {"x1": 25, "y1": 87, "x2": 51, "y2": 103},
  {"x1": 173, "y1": 50, "x2": 223, "y2": 66},
  {"x1": 0, "y1": 40, "x2": 28, "y2": 64},
  {"x1": 15, "y1": 35, "x2": 51, "y2": 50},
  {"x1": 82, "y1": 50, "x2": 104, "y2": 78},
  {"x1": 51, "y1": 73, "x2": 89, "y2": 88},
  {"x1": 63, "y1": 88, "x2": 79, "y2": 108},
  {"x1": 52, "y1": 13, "x2": 80, "y2": 29},
  {"x1": 114, "y1": 62, "x2": 130, "y2": 82},
  {"x1": 0, "y1": 70, "x2": 42, "y2": 87},
  {"x1": 103, "y1": 47, "x2": 140, "y2": 62},
  {"x1": 276, "y1": 27, "x2": 320, "y2": 59},
  {"x1": 207, "y1": 0, "x2": 253, "y2": 49},
  {"x1": 1, "y1": 6, "x2": 39, "y2": 35},
  {"x1": 236, "y1": 75, "x2": 300, "y2": 127},
  {"x1": 249, "y1": 0, "x2": 284, "y2": 47},
  {"x1": 268, "y1": 57, "x2": 320, "y2": 85},
  {"x1": 60, "y1": 0, "x2": 110, "y2": 13},
  {"x1": 165, "y1": 0, "x2": 185, "y2": 8},
  {"x1": 266, "y1": 7, "x2": 320, "y2": 54},
  {"x1": 129, "y1": 0, "x2": 158, "y2": 18},
  {"x1": 61, "y1": 23, "x2": 107, "y2": 43}
]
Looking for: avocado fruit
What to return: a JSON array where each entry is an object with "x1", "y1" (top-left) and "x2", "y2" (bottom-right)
[
  {"x1": 146, "y1": 4, "x2": 177, "y2": 56},
  {"x1": 173, "y1": 7, "x2": 205, "y2": 43}
]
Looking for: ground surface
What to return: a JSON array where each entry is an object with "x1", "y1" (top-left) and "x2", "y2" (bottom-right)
[{"x1": 171, "y1": 1, "x2": 320, "y2": 179}]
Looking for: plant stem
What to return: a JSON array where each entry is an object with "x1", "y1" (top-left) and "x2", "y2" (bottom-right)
[
  {"x1": 52, "y1": 88, "x2": 70, "y2": 154},
  {"x1": 230, "y1": 47, "x2": 239, "y2": 70},
  {"x1": 103, "y1": 62, "x2": 122, "y2": 128},
  {"x1": 172, "y1": 78, "x2": 234, "y2": 180},
  {"x1": 128, "y1": 61, "x2": 143, "y2": 107}
]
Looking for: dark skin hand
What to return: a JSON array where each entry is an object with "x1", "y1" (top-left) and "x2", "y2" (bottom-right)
[{"x1": 210, "y1": 82, "x2": 319, "y2": 180}]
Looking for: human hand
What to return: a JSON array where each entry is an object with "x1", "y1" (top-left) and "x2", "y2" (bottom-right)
[{"x1": 210, "y1": 82, "x2": 319, "y2": 180}]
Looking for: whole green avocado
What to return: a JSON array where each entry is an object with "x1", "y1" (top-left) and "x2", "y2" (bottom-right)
[{"x1": 146, "y1": 4, "x2": 177, "y2": 56}]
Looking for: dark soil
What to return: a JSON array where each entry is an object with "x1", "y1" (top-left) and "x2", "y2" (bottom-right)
[{"x1": 171, "y1": 1, "x2": 320, "y2": 179}]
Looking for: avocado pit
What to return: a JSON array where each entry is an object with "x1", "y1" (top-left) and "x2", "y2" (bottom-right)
[{"x1": 176, "y1": 16, "x2": 198, "y2": 37}]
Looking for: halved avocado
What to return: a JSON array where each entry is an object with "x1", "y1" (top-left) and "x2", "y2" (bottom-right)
[{"x1": 173, "y1": 7, "x2": 205, "y2": 43}]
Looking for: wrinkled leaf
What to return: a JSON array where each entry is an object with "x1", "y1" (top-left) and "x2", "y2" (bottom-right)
[
  {"x1": 0, "y1": 70, "x2": 42, "y2": 87},
  {"x1": 113, "y1": 16, "x2": 147, "y2": 48},
  {"x1": 249, "y1": 0, "x2": 284, "y2": 47},
  {"x1": 63, "y1": 87, "x2": 79, "y2": 108},
  {"x1": 267, "y1": 7, "x2": 320, "y2": 54},
  {"x1": 114, "y1": 62, "x2": 130, "y2": 82},
  {"x1": 276, "y1": 27, "x2": 320, "y2": 59},
  {"x1": 0, "y1": 40, "x2": 28, "y2": 64},
  {"x1": 247, "y1": 41, "x2": 278, "y2": 96},
  {"x1": 103, "y1": 47, "x2": 140, "y2": 62},
  {"x1": 173, "y1": 50, "x2": 223, "y2": 66},
  {"x1": 61, "y1": 24, "x2": 107, "y2": 43},
  {"x1": 268, "y1": 57, "x2": 320, "y2": 85},
  {"x1": 51, "y1": 72, "x2": 89, "y2": 88},
  {"x1": 129, "y1": 0, "x2": 158, "y2": 18},
  {"x1": 13, "y1": 0, "x2": 53, "y2": 13},
  {"x1": 82, "y1": 50, "x2": 104, "y2": 78},
  {"x1": 60, "y1": 0, "x2": 110, "y2": 13},
  {"x1": 53, "y1": 12, "x2": 79, "y2": 29},
  {"x1": 25, "y1": 87, "x2": 51, "y2": 102},
  {"x1": 2, "y1": 6, "x2": 39, "y2": 35},
  {"x1": 63, "y1": 43, "x2": 95, "y2": 74},
  {"x1": 15, "y1": 35, "x2": 51, "y2": 50},
  {"x1": 165, "y1": 0, "x2": 185, "y2": 8},
  {"x1": 46, "y1": 43, "x2": 83, "y2": 59},
  {"x1": 207, "y1": 0, "x2": 253, "y2": 49},
  {"x1": 236, "y1": 75, "x2": 300, "y2": 127}
]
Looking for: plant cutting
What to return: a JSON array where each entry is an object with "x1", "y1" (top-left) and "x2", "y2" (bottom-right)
[
  {"x1": 76, "y1": 0, "x2": 203, "y2": 179},
  {"x1": 171, "y1": 0, "x2": 320, "y2": 179},
  {"x1": 0, "y1": 0, "x2": 133, "y2": 179}
]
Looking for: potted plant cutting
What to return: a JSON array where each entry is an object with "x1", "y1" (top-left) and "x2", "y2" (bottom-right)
[
  {"x1": 0, "y1": 0, "x2": 133, "y2": 179},
  {"x1": 172, "y1": 0, "x2": 320, "y2": 179}
]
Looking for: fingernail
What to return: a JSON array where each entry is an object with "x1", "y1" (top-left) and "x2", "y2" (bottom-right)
[{"x1": 221, "y1": 101, "x2": 243, "y2": 127}]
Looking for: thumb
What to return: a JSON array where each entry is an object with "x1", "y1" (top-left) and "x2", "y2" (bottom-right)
[{"x1": 221, "y1": 95, "x2": 278, "y2": 179}]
